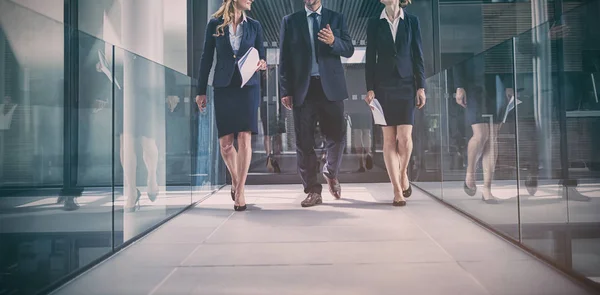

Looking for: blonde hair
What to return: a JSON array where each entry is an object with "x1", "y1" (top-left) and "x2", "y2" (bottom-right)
[
  {"x1": 400, "y1": 0, "x2": 411, "y2": 8},
  {"x1": 212, "y1": 0, "x2": 236, "y2": 36}
]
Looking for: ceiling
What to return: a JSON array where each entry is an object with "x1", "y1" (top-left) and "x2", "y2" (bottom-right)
[{"x1": 247, "y1": 0, "x2": 384, "y2": 47}]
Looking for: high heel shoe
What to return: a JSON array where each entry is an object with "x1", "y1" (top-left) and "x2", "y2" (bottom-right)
[
  {"x1": 402, "y1": 184, "x2": 412, "y2": 198},
  {"x1": 481, "y1": 195, "x2": 501, "y2": 204},
  {"x1": 148, "y1": 189, "x2": 159, "y2": 203},
  {"x1": 234, "y1": 204, "x2": 247, "y2": 211},
  {"x1": 464, "y1": 182, "x2": 477, "y2": 196},
  {"x1": 125, "y1": 189, "x2": 142, "y2": 213},
  {"x1": 231, "y1": 188, "x2": 236, "y2": 201},
  {"x1": 393, "y1": 191, "x2": 407, "y2": 207}
]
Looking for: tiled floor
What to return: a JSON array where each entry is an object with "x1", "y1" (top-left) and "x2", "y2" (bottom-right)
[{"x1": 53, "y1": 184, "x2": 595, "y2": 295}]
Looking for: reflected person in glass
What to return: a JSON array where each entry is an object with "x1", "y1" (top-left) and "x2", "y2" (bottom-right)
[
  {"x1": 196, "y1": 0, "x2": 267, "y2": 212},
  {"x1": 365, "y1": 0, "x2": 426, "y2": 206}
]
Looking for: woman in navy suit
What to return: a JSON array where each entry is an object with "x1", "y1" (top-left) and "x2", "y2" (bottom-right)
[
  {"x1": 365, "y1": 0, "x2": 426, "y2": 206},
  {"x1": 196, "y1": 0, "x2": 266, "y2": 211}
]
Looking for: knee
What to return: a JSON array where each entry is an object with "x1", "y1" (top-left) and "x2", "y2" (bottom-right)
[
  {"x1": 470, "y1": 132, "x2": 489, "y2": 145},
  {"x1": 237, "y1": 132, "x2": 252, "y2": 150},
  {"x1": 383, "y1": 138, "x2": 396, "y2": 151},
  {"x1": 397, "y1": 134, "x2": 412, "y2": 148},
  {"x1": 220, "y1": 139, "x2": 235, "y2": 154}
]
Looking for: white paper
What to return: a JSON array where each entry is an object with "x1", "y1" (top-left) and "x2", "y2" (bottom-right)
[
  {"x1": 98, "y1": 51, "x2": 121, "y2": 90},
  {"x1": 501, "y1": 96, "x2": 522, "y2": 123},
  {"x1": 237, "y1": 47, "x2": 260, "y2": 88},
  {"x1": 369, "y1": 99, "x2": 387, "y2": 126}
]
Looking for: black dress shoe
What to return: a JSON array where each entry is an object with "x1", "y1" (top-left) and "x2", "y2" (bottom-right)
[
  {"x1": 301, "y1": 192, "x2": 323, "y2": 207},
  {"x1": 403, "y1": 184, "x2": 412, "y2": 198},
  {"x1": 63, "y1": 197, "x2": 80, "y2": 211},
  {"x1": 464, "y1": 182, "x2": 477, "y2": 196},
  {"x1": 365, "y1": 154, "x2": 374, "y2": 170}
]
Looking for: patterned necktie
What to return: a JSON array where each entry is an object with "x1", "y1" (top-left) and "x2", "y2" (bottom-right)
[{"x1": 310, "y1": 13, "x2": 320, "y2": 64}]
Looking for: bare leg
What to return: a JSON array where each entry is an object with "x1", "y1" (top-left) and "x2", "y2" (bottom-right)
[
  {"x1": 219, "y1": 134, "x2": 238, "y2": 194},
  {"x1": 120, "y1": 134, "x2": 138, "y2": 208},
  {"x1": 466, "y1": 124, "x2": 490, "y2": 189},
  {"x1": 353, "y1": 129, "x2": 365, "y2": 169},
  {"x1": 481, "y1": 124, "x2": 500, "y2": 199},
  {"x1": 141, "y1": 136, "x2": 159, "y2": 194},
  {"x1": 264, "y1": 135, "x2": 274, "y2": 172},
  {"x1": 382, "y1": 127, "x2": 403, "y2": 202},
  {"x1": 396, "y1": 125, "x2": 413, "y2": 191},
  {"x1": 362, "y1": 128, "x2": 372, "y2": 156},
  {"x1": 235, "y1": 131, "x2": 253, "y2": 206}
]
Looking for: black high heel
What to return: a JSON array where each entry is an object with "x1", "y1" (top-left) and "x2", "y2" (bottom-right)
[
  {"x1": 393, "y1": 191, "x2": 407, "y2": 207},
  {"x1": 148, "y1": 189, "x2": 159, "y2": 203},
  {"x1": 464, "y1": 182, "x2": 477, "y2": 196},
  {"x1": 234, "y1": 204, "x2": 247, "y2": 211},
  {"x1": 231, "y1": 188, "x2": 235, "y2": 201},
  {"x1": 125, "y1": 189, "x2": 142, "y2": 213},
  {"x1": 402, "y1": 184, "x2": 412, "y2": 198},
  {"x1": 481, "y1": 195, "x2": 501, "y2": 204},
  {"x1": 393, "y1": 200, "x2": 407, "y2": 207}
]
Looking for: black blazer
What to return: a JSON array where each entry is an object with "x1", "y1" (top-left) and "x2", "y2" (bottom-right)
[
  {"x1": 279, "y1": 8, "x2": 355, "y2": 106},
  {"x1": 197, "y1": 17, "x2": 266, "y2": 96},
  {"x1": 365, "y1": 12, "x2": 426, "y2": 92}
]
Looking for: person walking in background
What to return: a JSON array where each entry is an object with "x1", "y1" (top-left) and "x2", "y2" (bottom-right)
[
  {"x1": 196, "y1": 0, "x2": 267, "y2": 211},
  {"x1": 279, "y1": 0, "x2": 354, "y2": 207},
  {"x1": 364, "y1": 0, "x2": 426, "y2": 206}
]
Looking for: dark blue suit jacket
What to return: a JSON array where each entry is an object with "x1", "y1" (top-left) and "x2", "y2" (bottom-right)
[
  {"x1": 197, "y1": 17, "x2": 266, "y2": 96},
  {"x1": 365, "y1": 12, "x2": 426, "y2": 92},
  {"x1": 279, "y1": 8, "x2": 355, "y2": 106}
]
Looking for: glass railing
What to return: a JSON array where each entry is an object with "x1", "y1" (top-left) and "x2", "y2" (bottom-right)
[
  {"x1": 0, "y1": 2, "x2": 226, "y2": 294},
  {"x1": 414, "y1": 0, "x2": 600, "y2": 287}
]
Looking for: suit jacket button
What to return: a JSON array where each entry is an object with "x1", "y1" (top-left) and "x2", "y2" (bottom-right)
[{"x1": 233, "y1": 54, "x2": 236, "y2": 58}]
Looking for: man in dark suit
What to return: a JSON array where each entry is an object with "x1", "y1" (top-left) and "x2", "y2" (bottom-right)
[{"x1": 279, "y1": 0, "x2": 354, "y2": 207}]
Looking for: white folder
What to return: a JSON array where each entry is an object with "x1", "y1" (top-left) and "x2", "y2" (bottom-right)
[
  {"x1": 238, "y1": 47, "x2": 260, "y2": 88},
  {"x1": 369, "y1": 99, "x2": 387, "y2": 126}
]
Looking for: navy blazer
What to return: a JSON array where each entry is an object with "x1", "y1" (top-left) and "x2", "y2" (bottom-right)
[
  {"x1": 279, "y1": 8, "x2": 355, "y2": 106},
  {"x1": 365, "y1": 12, "x2": 426, "y2": 92},
  {"x1": 197, "y1": 17, "x2": 266, "y2": 96}
]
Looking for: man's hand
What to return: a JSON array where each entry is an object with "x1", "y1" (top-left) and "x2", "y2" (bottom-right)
[
  {"x1": 167, "y1": 95, "x2": 180, "y2": 112},
  {"x1": 318, "y1": 24, "x2": 335, "y2": 46},
  {"x1": 257, "y1": 59, "x2": 267, "y2": 71},
  {"x1": 196, "y1": 95, "x2": 207, "y2": 112},
  {"x1": 281, "y1": 96, "x2": 293, "y2": 110},
  {"x1": 365, "y1": 90, "x2": 375, "y2": 108},
  {"x1": 92, "y1": 99, "x2": 107, "y2": 113},
  {"x1": 416, "y1": 88, "x2": 426, "y2": 109},
  {"x1": 456, "y1": 88, "x2": 467, "y2": 108}
]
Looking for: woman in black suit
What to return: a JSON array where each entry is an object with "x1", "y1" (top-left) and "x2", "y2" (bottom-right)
[
  {"x1": 365, "y1": 0, "x2": 426, "y2": 206},
  {"x1": 196, "y1": 0, "x2": 266, "y2": 211}
]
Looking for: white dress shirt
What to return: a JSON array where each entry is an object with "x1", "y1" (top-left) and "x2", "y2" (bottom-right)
[
  {"x1": 380, "y1": 8, "x2": 405, "y2": 42},
  {"x1": 228, "y1": 13, "x2": 247, "y2": 53},
  {"x1": 306, "y1": 5, "x2": 322, "y2": 77}
]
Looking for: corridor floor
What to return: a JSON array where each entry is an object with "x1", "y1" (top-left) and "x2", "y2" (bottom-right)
[{"x1": 53, "y1": 184, "x2": 594, "y2": 295}]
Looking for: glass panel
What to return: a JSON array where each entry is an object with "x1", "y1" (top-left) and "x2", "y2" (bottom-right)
[
  {"x1": 0, "y1": 5, "x2": 114, "y2": 293},
  {"x1": 113, "y1": 48, "x2": 192, "y2": 245},
  {"x1": 414, "y1": 70, "x2": 446, "y2": 198},
  {"x1": 516, "y1": 0, "x2": 600, "y2": 282},
  {"x1": 193, "y1": 85, "x2": 226, "y2": 200},
  {"x1": 443, "y1": 39, "x2": 520, "y2": 239}
]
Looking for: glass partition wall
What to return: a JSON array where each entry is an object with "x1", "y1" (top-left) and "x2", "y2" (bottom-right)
[
  {"x1": 0, "y1": 4, "x2": 225, "y2": 294},
  {"x1": 414, "y1": 0, "x2": 600, "y2": 287}
]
